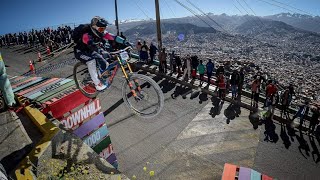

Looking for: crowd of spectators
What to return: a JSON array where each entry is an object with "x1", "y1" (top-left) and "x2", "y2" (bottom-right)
[
  {"x1": 133, "y1": 40, "x2": 320, "y2": 135},
  {"x1": 0, "y1": 26, "x2": 73, "y2": 52}
]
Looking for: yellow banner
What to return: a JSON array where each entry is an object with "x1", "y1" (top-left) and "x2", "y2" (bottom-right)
[{"x1": 0, "y1": 53, "x2": 2, "y2": 61}]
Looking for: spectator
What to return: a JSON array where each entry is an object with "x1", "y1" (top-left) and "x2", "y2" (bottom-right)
[
  {"x1": 169, "y1": 51, "x2": 176, "y2": 73},
  {"x1": 216, "y1": 65, "x2": 225, "y2": 77},
  {"x1": 206, "y1": 59, "x2": 214, "y2": 83},
  {"x1": 175, "y1": 55, "x2": 182, "y2": 74},
  {"x1": 216, "y1": 72, "x2": 227, "y2": 100},
  {"x1": 251, "y1": 77, "x2": 260, "y2": 108},
  {"x1": 140, "y1": 41, "x2": 149, "y2": 63},
  {"x1": 292, "y1": 100, "x2": 310, "y2": 130},
  {"x1": 191, "y1": 55, "x2": 199, "y2": 79},
  {"x1": 159, "y1": 48, "x2": 167, "y2": 73},
  {"x1": 238, "y1": 68, "x2": 245, "y2": 98},
  {"x1": 182, "y1": 55, "x2": 191, "y2": 80},
  {"x1": 0, "y1": 25, "x2": 73, "y2": 50},
  {"x1": 149, "y1": 42, "x2": 157, "y2": 65},
  {"x1": 264, "y1": 79, "x2": 273, "y2": 108},
  {"x1": 280, "y1": 86, "x2": 291, "y2": 118},
  {"x1": 230, "y1": 69, "x2": 240, "y2": 99},
  {"x1": 136, "y1": 40, "x2": 142, "y2": 51},
  {"x1": 197, "y1": 60, "x2": 205, "y2": 84},
  {"x1": 288, "y1": 83, "x2": 295, "y2": 104}
]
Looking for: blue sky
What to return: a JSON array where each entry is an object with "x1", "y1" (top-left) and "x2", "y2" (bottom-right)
[{"x1": 1, "y1": 0, "x2": 320, "y2": 35}]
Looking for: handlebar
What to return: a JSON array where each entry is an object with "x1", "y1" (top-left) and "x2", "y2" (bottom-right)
[{"x1": 109, "y1": 46, "x2": 132, "y2": 55}]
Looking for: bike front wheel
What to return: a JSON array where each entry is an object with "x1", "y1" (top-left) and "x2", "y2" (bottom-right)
[{"x1": 122, "y1": 73, "x2": 164, "y2": 118}]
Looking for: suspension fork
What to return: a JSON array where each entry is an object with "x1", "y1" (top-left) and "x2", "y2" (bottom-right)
[
  {"x1": 117, "y1": 56, "x2": 138, "y2": 97},
  {"x1": 125, "y1": 58, "x2": 142, "y2": 92}
]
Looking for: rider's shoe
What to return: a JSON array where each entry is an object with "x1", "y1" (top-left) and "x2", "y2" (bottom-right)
[{"x1": 95, "y1": 82, "x2": 107, "y2": 91}]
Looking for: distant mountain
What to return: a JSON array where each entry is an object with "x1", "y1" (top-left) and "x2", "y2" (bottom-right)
[
  {"x1": 119, "y1": 14, "x2": 248, "y2": 34},
  {"x1": 119, "y1": 13, "x2": 320, "y2": 34},
  {"x1": 234, "y1": 18, "x2": 320, "y2": 50},
  {"x1": 264, "y1": 13, "x2": 320, "y2": 33},
  {"x1": 120, "y1": 13, "x2": 320, "y2": 53},
  {"x1": 124, "y1": 22, "x2": 217, "y2": 37},
  {"x1": 235, "y1": 19, "x2": 298, "y2": 36},
  {"x1": 162, "y1": 13, "x2": 249, "y2": 33}
]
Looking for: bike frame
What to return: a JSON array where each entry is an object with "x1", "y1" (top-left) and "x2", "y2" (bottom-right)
[{"x1": 105, "y1": 52, "x2": 142, "y2": 98}]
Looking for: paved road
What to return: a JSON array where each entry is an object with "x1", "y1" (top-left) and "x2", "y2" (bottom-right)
[
  {"x1": 2, "y1": 46, "x2": 320, "y2": 179},
  {"x1": 0, "y1": 110, "x2": 42, "y2": 177}
]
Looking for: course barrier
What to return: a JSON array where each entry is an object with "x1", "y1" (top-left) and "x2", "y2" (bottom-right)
[{"x1": 222, "y1": 163, "x2": 273, "y2": 180}]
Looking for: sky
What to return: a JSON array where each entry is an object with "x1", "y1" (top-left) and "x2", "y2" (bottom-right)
[{"x1": 1, "y1": 0, "x2": 320, "y2": 35}]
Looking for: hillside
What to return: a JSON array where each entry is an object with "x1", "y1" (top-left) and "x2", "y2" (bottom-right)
[{"x1": 124, "y1": 22, "x2": 217, "y2": 37}]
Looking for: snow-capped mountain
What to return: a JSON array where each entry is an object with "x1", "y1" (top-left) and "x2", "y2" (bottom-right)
[{"x1": 264, "y1": 13, "x2": 320, "y2": 33}]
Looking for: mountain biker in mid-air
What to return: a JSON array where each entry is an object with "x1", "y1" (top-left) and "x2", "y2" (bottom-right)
[{"x1": 73, "y1": 16, "x2": 131, "y2": 91}]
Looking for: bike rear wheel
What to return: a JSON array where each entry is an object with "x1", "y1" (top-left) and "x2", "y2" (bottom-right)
[
  {"x1": 73, "y1": 62, "x2": 99, "y2": 98},
  {"x1": 122, "y1": 73, "x2": 164, "y2": 118}
]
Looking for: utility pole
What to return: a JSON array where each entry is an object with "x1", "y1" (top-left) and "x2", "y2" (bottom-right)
[
  {"x1": 115, "y1": 0, "x2": 120, "y2": 35},
  {"x1": 155, "y1": 0, "x2": 162, "y2": 51}
]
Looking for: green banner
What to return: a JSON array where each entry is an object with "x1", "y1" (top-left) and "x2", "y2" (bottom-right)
[{"x1": 0, "y1": 52, "x2": 16, "y2": 106}]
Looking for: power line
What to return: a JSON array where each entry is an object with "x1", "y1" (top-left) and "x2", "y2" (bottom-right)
[
  {"x1": 232, "y1": 3, "x2": 261, "y2": 39},
  {"x1": 269, "y1": 0, "x2": 315, "y2": 16},
  {"x1": 132, "y1": 0, "x2": 151, "y2": 19},
  {"x1": 255, "y1": 0, "x2": 296, "y2": 14},
  {"x1": 160, "y1": 0, "x2": 187, "y2": 32},
  {"x1": 137, "y1": 0, "x2": 153, "y2": 18},
  {"x1": 233, "y1": 3, "x2": 244, "y2": 14},
  {"x1": 173, "y1": 0, "x2": 219, "y2": 32},
  {"x1": 233, "y1": 1, "x2": 256, "y2": 26},
  {"x1": 241, "y1": 0, "x2": 265, "y2": 26},
  {"x1": 185, "y1": 0, "x2": 228, "y2": 33},
  {"x1": 163, "y1": 0, "x2": 177, "y2": 18},
  {"x1": 234, "y1": 0, "x2": 261, "y2": 27},
  {"x1": 160, "y1": 0, "x2": 195, "y2": 46}
]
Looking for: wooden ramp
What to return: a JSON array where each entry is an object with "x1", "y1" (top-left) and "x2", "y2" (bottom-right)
[{"x1": 10, "y1": 75, "x2": 119, "y2": 169}]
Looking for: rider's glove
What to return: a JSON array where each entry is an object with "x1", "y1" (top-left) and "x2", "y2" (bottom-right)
[
  {"x1": 101, "y1": 50, "x2": 111, "y2": 60},
  {"x1": 98, "y1": 48, "x2": 104, "y2": 54},
  {"x1": 123, "y1": 41, "x2": 133, "y2": 48}
]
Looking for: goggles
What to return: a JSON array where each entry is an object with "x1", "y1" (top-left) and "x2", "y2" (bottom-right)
[{"x1": 97, "y1": 26, "x2": 106, "y2": 33}]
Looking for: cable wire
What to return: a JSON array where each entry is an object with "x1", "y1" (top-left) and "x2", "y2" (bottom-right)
[
  {"x1": 232, "y1": 1, "x2": 260, "y2": 29},
  {"x1": 241, "y1": 0, "x2": 265, "y2": 26},
  {"x1": 164, "y1": 0, "x2": 188, "y2": 32},
  {"x1": 269, "y1": 0, "x2": 315, "y2": 16},
  {"x1": 173, "y1": 0, "x2": 219, "y2": 33},
  {"x1": 132, "y1": 0, "x2": 152, "y2": 19},
  {"x1": 234, "y1": 0, "x2": 261, "y2": 27},
  {"x1": 163, "y1": 0, "x2": 177, "y2": 18},
  {"x1": 185, "y1": 0, "x2": 228, "y2": 33}
]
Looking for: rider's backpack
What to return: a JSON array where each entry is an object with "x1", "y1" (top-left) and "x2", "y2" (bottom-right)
[{"x1": 72, "y1": 24, "x2": 90, "y2": 43}]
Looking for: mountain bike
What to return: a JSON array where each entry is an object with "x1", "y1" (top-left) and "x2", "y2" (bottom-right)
[{"x1": 73, "y1": 46, "x2": 164, "y2": 118}]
